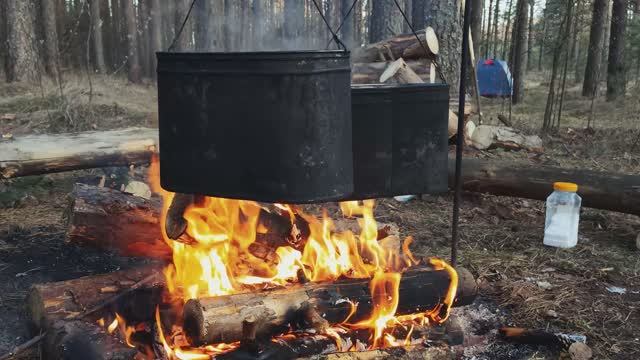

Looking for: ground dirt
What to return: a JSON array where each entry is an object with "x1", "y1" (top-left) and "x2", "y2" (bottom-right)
[{"x1": 0, "y1": 75, "x2": 638, "y2": 359}]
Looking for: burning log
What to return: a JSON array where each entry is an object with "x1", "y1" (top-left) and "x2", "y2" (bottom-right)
[
  {"x1": 66, "y1": 184, "x2": 399, "y2": 258},
  {"x1": 352, "y1": 27, "x2": 439, "y2": 63},
  {"x1": 182, "y1": 266, "x2": 477, "y2": 345},
  {"x1": 0, "y1": 127, "x2": 157, "y2": 179},
  {"x1": 351, "y1": 60, "x2": 431, "y2": 84}
]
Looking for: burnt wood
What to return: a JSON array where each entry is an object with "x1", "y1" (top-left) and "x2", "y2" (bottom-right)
[{"x1": 182, "y1": 266, "x2": 477, "y2": 345}]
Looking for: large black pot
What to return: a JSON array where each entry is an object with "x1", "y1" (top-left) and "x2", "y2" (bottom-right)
[
  {"x1": 348, "y1": 83, "x2": 449, "y2": 199},
  {"x1": 157, "y1": 51, "x2": 352, "y2": 203}
]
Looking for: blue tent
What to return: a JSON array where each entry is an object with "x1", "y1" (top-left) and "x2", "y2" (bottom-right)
[{"x1": 477, "y1": 59, "x2": 513, "y2": 98}]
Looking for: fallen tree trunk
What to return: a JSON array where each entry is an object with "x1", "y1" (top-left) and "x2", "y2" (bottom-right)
[
  {"x1": 448, "y1": 157, "x2": 640, "y2": 216},
  {"x1": 352, "y1": 27, "x2": 439, "y2": 63},
  {"x1": 0, "y1": 127, "x2": 158, "y2": 179},
  {"x1": 182, "y1": 266, "x2": 477, "y2": 345},
  {"x1": 351, "y1": 60, "x2": 431, "y2": 84}
]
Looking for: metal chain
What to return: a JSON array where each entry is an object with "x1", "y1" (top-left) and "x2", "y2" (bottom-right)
[
  {"x1": 325, "y1": 0, "x2": 360, "y2": 49},
  {"x1": 311, "y1": 0, "x2": 348, "y2": 51},
  {"x1": 168, "y1": 0, "x2": 199, "y2": 52}
]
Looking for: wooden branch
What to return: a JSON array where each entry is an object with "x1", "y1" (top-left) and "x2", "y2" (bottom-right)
[
  {"x1": 182, "y1": 266, "x2": 477, "y2": 345},
  {"x1": 448, "y1": 157, "x2": 640, "y2": 216},
  {"x1": 0, "y1": 127, "x2": 158, "y2": 179},
  {"x1": 352, "y1": 27, "x2": 439, "y2": 63}
]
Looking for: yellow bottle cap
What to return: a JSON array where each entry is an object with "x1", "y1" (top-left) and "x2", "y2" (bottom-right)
[{"x1": 553, "y1": 182, "x2": 578, "y2": 192}]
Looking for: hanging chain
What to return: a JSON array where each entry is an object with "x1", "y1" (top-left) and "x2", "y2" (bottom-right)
[
  {"x1": 168, "y1": 0, "x2": 199, "y2": 52},
  {"x1": 311, "y1": 0, "x2": 348, "y2": 51}
]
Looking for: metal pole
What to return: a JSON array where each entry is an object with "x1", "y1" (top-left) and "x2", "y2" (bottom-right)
[{"x1": 451, "y1": 0, "x2": 474, "y2": 267}]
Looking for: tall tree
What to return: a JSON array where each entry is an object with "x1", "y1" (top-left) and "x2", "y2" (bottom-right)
[
  {"x1": 526, "y1": 0, "x2": 534, "y2": 70},
  {"x1": 41, "y1": 0, "x2": 61, "y2": 79},
  {"x1": 138, "y1": 0, "x2": 151, "y2": 77},
  {"x1": 149, "y1": 0, "x2": 162, "y2": 77},
  {"x1": 341, "y1": 0, "x2": 356, "y2": 47},
  {"x1": 606, "y1": 0, "x2": 628, "y2": 101},
  {"x1": 484, "y1": 0, "x2": 494, "y2": 58},
  {"x1": 471, "y1": 0, "x2": 484, "y2": 58},
  {"x1": 0, "y1": 1, "x2": 6, "y2": 77},
  {"x1": 412, "y1": 0, "x2": 426, "y2": 28},
  {"x1": 123, "y1": 0, "x2": 141, "y2": 83},
  {"x1": 284, "y1": 0, "x2": 304, "y2": 45},
  {"x1": 423, "y1": 0, "x2": 463, "y2": 89},
  {"x1": 370, "y1": 0, "x2": 403, "y2": 43},
  {"x1": 492, "y1": 0, "x2": 501, "y2": 56},
  {"x1": 502, "y1": 0, "x2": 515, "y2": 59},
  {"x1": 174, "y1": 0, "x2": 192, "y2": 51},
  {"x1": 5, "y1": 0, "x2": 40, "y2": 82},
  {"x1": 569, "y1": 0, "x2": 583, "y2": 81},
  {"x1": 511, "y1": 0, "x2": 529, "y2": 103},
  {"x1": 89, "y1": 0, "x2": 107, "y2": 73}
]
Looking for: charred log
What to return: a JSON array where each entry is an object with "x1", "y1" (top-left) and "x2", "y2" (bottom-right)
[{"x1": 182, "y1": 266, "x2": 477, "y2": 345}]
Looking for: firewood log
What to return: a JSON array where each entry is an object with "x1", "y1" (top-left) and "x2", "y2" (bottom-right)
[
  {"x1": 351, "y1": 60, "x2": 431, "y2": 84},
  {"x1": 182, "y1": 266, "x2": 477, "y2": 345},
  {"x1": 66, "y1": 184, "x2": 400, "y2": 259},
  {"x1": 352, "y1": 27, "x2": 439, "y2": 63},
  {"x1": 0, "y1": 127, "x2": 157, "y2": 179}
]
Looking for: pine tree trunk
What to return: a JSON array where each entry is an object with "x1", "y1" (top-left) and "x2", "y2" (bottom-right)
[
  {"x1": 149, "y1": 0, "x2": 162, "y2": 78},
  {"x1": 526, "y1": 0, "x2": 534, "y2": 71},
  {"x1": 100, "y1": 0, "x2": 113, "y2": 71},
  {"x1": 492, "y1": 0, "x2": 501, "y2": 57},
  {"x1": 0, "y1": 1, "x2": 6, "y2": 77},
  {"x1": 40, "y1": 0, "x2": 61, "y2": 79},
  {"x1": 511, "y1": 0, "x2": 528, "y2": 104},
  {"x1": 283, "y1": 0, "x2": 304, "y2": 47},
  {"x1": 484, "y1": 0, "x2": 494, "y2": 58},
  {"x1": 5, "y1": 0, "x2": 40, "y2": 83},
  {"x1": 412, "y1": 0, "x2": 425, "y2": 29},
  {"x1": 606, "y1": 0, "x2": 627, "y2": 101},
  {"x1": 502, "y1": 0, "x2": 514, "y2": 59},
  {"x1": 537, "y1": 6, "x2": 546, "y2": 71},
  {"x1": 369, "y1": 0, "x2": 404, "y2": 43},
  {"x1": 569, "y1": 0, "x2": 582, "y2": 81},
  {"x1": 601, "y1": 0, "x2": 613, "y2": 82},
  {"x1": 111, "y1": 0, "x2": 122, "y2": 69},
  {"x1": 340, "y1": 0, "x2": 356, "y2": 47},
  {"x1": 138, "y1": 0, "x2": 151, "y2": 77},
  {"x1": 123, "y1": 0, "x2": 141, "y2": 83},
  {"x1": 471, "y1": 0, "x2": 483, "y2": 59},
  {"x1": 174, "y1": 0, "x2": 192, "y2": 51},
  {"x1": 89, "y1": 0, "x2": 107, "y2": 73},
  {"x1": 424, "y1": 0, "x2": 463, "y2": 90}
]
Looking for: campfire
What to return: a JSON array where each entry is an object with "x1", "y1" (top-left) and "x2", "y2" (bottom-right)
[{"x1": 37, "y1": 158, "x2": 474, "y2": 360}]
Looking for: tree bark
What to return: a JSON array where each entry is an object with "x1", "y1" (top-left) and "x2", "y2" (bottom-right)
[
  {"x1": 5, "y1": 0, "x2": 40, "y2": 82},
  {"x1": 369, "y1": 0, "x2": 404, "y2": 43},
  {"x1": 341, "y1": 0, "x2": 356, "y2": 47},
  {"x1": 123, "y1": 0, "x2": 141, "y2": 83},
  {"x1": 511, "y1": 0, "x2": 528, "y2": 104},
  {"x1": 606, "y1": 0, "x2": 627, "y2": 101},
  {"x1": 183, "y1": 266, "x2": 477, "y2": 345},
  {"x1": 526, "y1": 0, "x2": 534, "y2": 71},
  {"x1": 424, "y1": 0, "x2": 463, "y2": 90},
  {"x1": 174, "y1": 0, "x2": 192, "y2": 51},
  {"x1": 471, "y1": 0, "x2": 484, "y2": 59},
  {"x1": 492, "y1": 0, "x2": 501, "y2": 57},
  {"x1": 284, "y1": 0, "x2": 304, "y2": 46},
  {"x1": 484, "y1": 0, "x2": 493, "y2": 58},
  {"x1": 380, "y1": 58, "x2": 425, "y2": 83},
  {"x1": 89, "y1": 0, "x2": 107, "y2": 73},
  {"x1": 138, "y1": 0, "x2": 151, "y2": 78},
  {"x1": 0, "y1": 127, "x2": 158, "y2": 179},
  {"x1": 149, "y1": 0, "x2": 162, "y2": 78},
  {"x1": 449, "y1": 157, "x2": 640, "y2": 216},
  {"x1": 41, "y1": 0, "x2": 62, "y2": 79},
  {"x1": 502, "y1": 0, "x2": 514, "y2": 59}
]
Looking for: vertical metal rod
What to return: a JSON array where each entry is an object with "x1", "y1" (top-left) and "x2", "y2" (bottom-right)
[{"x1": 452, "y1": 0, "x2": 474, "y2": 267}]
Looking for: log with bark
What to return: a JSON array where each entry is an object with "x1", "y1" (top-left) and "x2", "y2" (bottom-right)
[
  {"x1": 0, "y1": 127, "x2": 158, "y2": 179},
  {"x1": 66, "y1": 184, "x2": 399, "y2": 259},
  {"x1": 448, "y1": 157, "x2": 640, "y2": 216},
  {"x1": 352, "y1": 27, "x2": 439, "y2": 63},
  {"x1": 351, "y1": 59, "x2": 431, "y2": 84},
  {"x1": 182, "y1": 266, "x2": 477, "y2": 345},
  {"x1": 27, "y1": 265, "x2": 164, "y2": 360}
]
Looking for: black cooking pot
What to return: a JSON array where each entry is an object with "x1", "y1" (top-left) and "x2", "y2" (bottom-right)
[
  {"x1": 348, "y1": 83, "x2": 449, "y2": 199},
  {"x1": 156, "y1": 51, "x2": 353, "y2": 203}
]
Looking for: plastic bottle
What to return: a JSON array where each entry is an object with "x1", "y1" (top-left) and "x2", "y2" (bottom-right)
[{"x1": 543, "y1": 182, "x2": 582, "y2": 248}]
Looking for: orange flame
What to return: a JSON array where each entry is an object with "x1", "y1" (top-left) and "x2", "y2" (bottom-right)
[{"x1": 146, "y1": 157, "x2": 457, "y2": 354}]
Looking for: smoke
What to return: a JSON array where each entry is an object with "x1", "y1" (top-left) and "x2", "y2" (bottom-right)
[{"x1": 169, "y1": 0, "x2": 345, "y2": 52}]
